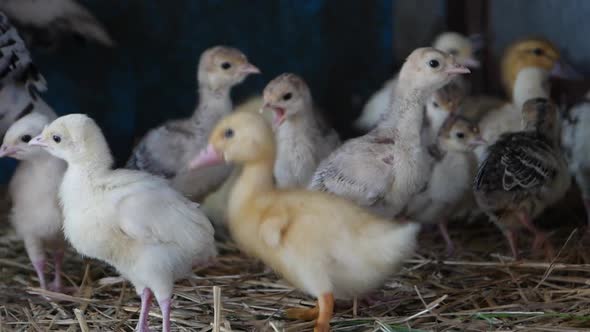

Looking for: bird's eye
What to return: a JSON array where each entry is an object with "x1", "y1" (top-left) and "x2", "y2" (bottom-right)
[
  {"x1": 52, "y1": 135, "x2": 61, "y2": 143},
  {"x1": 428, "y1": 59, "x2": 440, "y2": 68},
  {"x1": 533, "y1": 48, "x2": 544, "y2": 56},
  {"x1": 448, "y1": 49, "x2": 459, "y2": 56},
  {"x1": 456, "y1": 132, "x2": 465, "y2": 139},
  {"x1": 224, "y1": 128, "x2": 234, "y2": 138},
  {"x1": 221, "y1": 62, "x2": 232, "y2": 70},
  {"x1": 432, "y1": 101, "x2": 439, "y2": 108},
  {"x1": 283, "y1": 92, "x2": 292, "y2": 101},
  {"x1": 20, "y1": 134, "x2": 31, "y2": 143}
]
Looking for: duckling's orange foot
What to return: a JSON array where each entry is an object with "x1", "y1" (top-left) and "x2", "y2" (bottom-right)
[{"x1": 284, "y1": 306, "x2": 319, "y2": 321}]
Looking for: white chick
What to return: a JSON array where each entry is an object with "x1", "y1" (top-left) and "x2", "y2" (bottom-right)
[
  {"x1": 126, "y1": 46, "x2": 259, "y2": 201},
  {"x1": 260, "y1": 73, "x2": 340, "y2": 188},
  {"x1": 562, "y1": 91, "x2": 590, "y2": 229},
  {"x1": 405, "y1": 115, "x2": 485, "y2": 254},
  {"x1": 1, "y1": 111, "x2": 67, "y2": 292},
  {"x1": 0, "y1": 0, "x2": 114, "y2": 50},
  {"x1": 310, "y1": 48, "x2": 470, "y2": 218},
  {"x1": 354, "y1": 31, "x2": 479, "y2": 132},
  {"x1": 30, "y1": 114, "x2": 217, "y2": 332}
]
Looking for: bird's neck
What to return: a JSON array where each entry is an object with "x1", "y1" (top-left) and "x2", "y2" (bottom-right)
[
  {"x1": 67, "y1": 145, "x2": 114, "y2": 179},
  {"x1": 192, "y1": 85, "x2": 232, "y2": 120},
  {"x1": 378, "y1": 84, "x2": 428, "y2": 143},
  {"x1": 228, "y1": 159, "x2": 275, "y2": 220}
]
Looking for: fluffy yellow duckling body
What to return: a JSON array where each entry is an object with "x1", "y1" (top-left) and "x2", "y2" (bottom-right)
[{"x1": 189, "y1": 112, "x2": 419, "y2": 332}]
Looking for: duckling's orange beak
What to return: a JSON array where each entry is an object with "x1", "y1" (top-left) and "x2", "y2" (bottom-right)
[{"x1": 188, "y1": 144, "x2": 224, "y2": 170}]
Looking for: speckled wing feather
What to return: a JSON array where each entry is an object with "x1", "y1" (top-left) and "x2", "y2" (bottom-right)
[
  {"x1": 0, "y1": 12, "x2": 45, "y2": 89},
  {"x1": 310, "y1": 135, "x2": 395, "y2": 207},
  {"x1": 474, "y1": 132, "x2": 557, "y2": 193},
  {"x1": 125, "y1": 119, "x2": 198, "y2": 179}
]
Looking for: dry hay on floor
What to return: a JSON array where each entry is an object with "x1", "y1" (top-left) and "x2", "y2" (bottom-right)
[{"x1": 2, "y1": 204, "x2": 590, "y2": 331}]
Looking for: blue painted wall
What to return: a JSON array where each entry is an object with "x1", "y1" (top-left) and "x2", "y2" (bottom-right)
[{"x1": 0, "y1": 0, "x2": 394, "y2": 183}]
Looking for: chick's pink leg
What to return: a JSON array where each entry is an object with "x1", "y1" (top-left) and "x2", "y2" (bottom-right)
[
  {"x1": 137, "y1": 288, "x2": 153, "y2": 332},
  {"x1": 158, "y1": 298, "x2": 171, "y2": 332},
  {"x1": 24, "y1": 237, "x2": 47, "y2": 289},
  {"x1": 517, "y1": 211, "x2": 554, "y2": 259},
  {"x1": 50, "y1": 249, "x2": 64, "y2": 292},
  {"x1": 438, "y1": 220, "x2": 455, "y2": 256},
  {"x1": 505, "y1": 229, "x2": 519, "y2": 259}
]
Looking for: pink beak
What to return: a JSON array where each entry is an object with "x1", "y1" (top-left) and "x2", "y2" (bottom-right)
[
  {"x1": 188, "y1": 144, "x2": 225, "y2": 170},
  {"x1": 445, "y1": 63, "x2": 471, "y2": 75},
  {"x1": 470, "y1": 136, "x2": 488, "y2": 146},
  {"x1": 28, "y1": 135, "x2": 48, "y2": 148},
  {"x1": 0, "y1": 145, "x2": 18, "y2": 158},
  {"x1": 240, "y1": 63, "x2": 261, "y2": 75},
  {"x1": 262, "y1": 103, "x2": 287, "y2": 129}
]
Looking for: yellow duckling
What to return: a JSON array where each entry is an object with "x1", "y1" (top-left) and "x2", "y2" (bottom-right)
[{"x1": 189, "y1": 112, "x2": 419, "y2": 332}]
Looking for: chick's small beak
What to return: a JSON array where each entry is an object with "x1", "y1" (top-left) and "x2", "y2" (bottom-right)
[
  {"x1": 0, "y1": 145, "x2": 17, "y2": 158},
  {"x1": 188, "y1": 144, "x2": 224, "y2": 170},
  {"x1": 470, "y1": 136, "x2": 488, "y2": 146},
  {"x1": 445, "y1": 63, "x2": 471, "y2": 75},
  {"x1": 28, "y1": 135, "x2": 48, "y2": 148},
  {"x1": 240, "y1": 63, "x2": 261, "y2": 75}
]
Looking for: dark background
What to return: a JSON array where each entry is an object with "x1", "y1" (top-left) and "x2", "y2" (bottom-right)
[{"x1": 1, "y1": 0, "x2": 589, "y2": 183}]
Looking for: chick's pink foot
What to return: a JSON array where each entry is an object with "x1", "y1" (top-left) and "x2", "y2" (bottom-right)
[
  {"x1": 32, "y1": 259, "x2": 47, "y2": 290},
  {"x1": 137, "y1": 288, "x2": 153, "y2": 332}
]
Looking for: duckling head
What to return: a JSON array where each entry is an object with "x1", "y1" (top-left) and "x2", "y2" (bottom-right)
[
  {"x1": 0, "y1": 112, "x2": 51, "y2": 160},
  {"x1": 501, "y1": 38, "x2": 561, "y2": 97},
  {"x1": 432, "y1": 32, "x2": 480, "y2": 68},
  {"x1": 198, "y1": 46, "x2": 260, "y2": 93},
  {"x1": 261, "y1": 73, "x2": 312, "y2": 128},
  {"x1": 28, "y1": 113, "x2": 113, "y2": 166},
  {"x1": 399, "y1": 47, "x2": 470, "y2": 96},
  {"x1": 438, "y1": 115, "x2": 486, "y2": 152},
  {"x1": 189, "y1": 112, "x2": 275, "y2": 170}
]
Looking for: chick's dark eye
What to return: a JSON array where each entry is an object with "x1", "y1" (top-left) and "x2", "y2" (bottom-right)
[
  {"x1": 52, "y1": 135, "x2": 61, "y2": 143},
  {"x1": 20, "y1": 134, "x2": 31, "y2": 143},
  {"x1": 456, "y1": 132, "x2": 465, "y2": 139},
  {"x1": 224, "y1": 128, "x2": 234, "y2": 138},
  {"x1": 221, "y1": 62, "x2": 232, "y2": 70},
  {"x1": 283, "y1": 92, "x2": 292, "y2": 101},
  {"x1": 428, "y1": 59, "x2": 440, "y2": 68},
  {"x1": 533, "y1": 48, "x2": 544, "y2": 56},
  {"x1": 432, "y1": 101, "x2": 439, "y2": 108}
]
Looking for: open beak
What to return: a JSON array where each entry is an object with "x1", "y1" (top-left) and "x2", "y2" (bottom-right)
[
  {"x1": 239, "y1": 63, "x2": 261, "y2": 75},
  {"x1": 0, "y1": 145, "x2": 18, "y2": 158},
  {"x1": 261, "y1": 103, "x2": 287, "y2": 129},
  {"x1": 445, "y1": 63, "x2": 471, "y2": 75},
  {"x1": 550, "y1": 60, "x2": 583, "y2": 80},
  {"x1": 461, "y1": 57, "x2": 481, "y2": 69},
  {"x1": 188, "y1": 144, "x2": 225, "y2": 170},
  {"x1": 28, "y1": 135, "x2": 48, "y2": 148}
]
